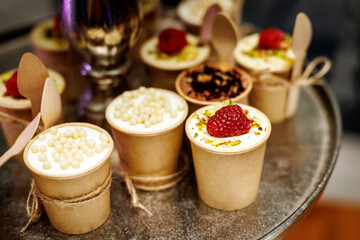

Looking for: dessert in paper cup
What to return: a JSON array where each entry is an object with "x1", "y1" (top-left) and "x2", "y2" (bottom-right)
[
  {"x1": 0, "y1": 69, "x2": 65, "y2": 148},
  {"x1": 185, "y1": 103, "x2": 271, "y2": 210},
  {"x1": 23, "y1": 122, "x2": 114, "y2": 234},
  {"x1": 177, "y1": 0, "x2": 236, "y2": 34},
  {"x1": 175, "y1": 64, "x2": 253, "y2": 114},
  {"x1": 30, "y1": 18, "x2": 86, "y2": 102},
  {"x1": 140, "y1": 28, "x2": 210, "y2": 90},
  {"x1": 233, "y1": 28, "x2": 295, "y2": 123},
  {"x1": 106, "y1": 87, "x2": 188, "y2": 190}
]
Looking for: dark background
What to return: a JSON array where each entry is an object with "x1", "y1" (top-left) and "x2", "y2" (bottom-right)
[{"x1": 0, "y1": 0, "x2": 359, "y2": 132}]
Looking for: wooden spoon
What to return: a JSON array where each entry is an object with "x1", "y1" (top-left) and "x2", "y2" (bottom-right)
[
  {"x1": 285, "y1": 12, "x2": 313, "y2": 119},
  {"x1": 18, "y1": 53, "x2": 49, "y2": 118},
  {"x1": 0, "y1": 113, "x2": 41, "y2": 168},
  {"x1": 41, "y1": 77, "x2": 62, "y2": 129},
  {"x1": 211, "y1": 12, "x2": 240, "y2": 65},
  {"x1": 199, "y1": 4, "x2": 221, "y2": 43}
]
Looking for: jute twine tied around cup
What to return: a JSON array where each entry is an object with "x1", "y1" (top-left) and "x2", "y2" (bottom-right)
[
  {"x1": 252, "y1": 56, "x2": 332, "y2": 89},
  {"x1": 20, "y1": 169, "x2": 112, "y2": 233},
  {"x1": 113, "y1": 152, "x2": 190, "y2": 216}
]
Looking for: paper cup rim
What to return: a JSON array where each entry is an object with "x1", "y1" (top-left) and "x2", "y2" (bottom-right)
[
  {"x1": 0, "y1": 68, "x2": 66, "y2": 110},
  {"x1": 105, "y1": 88, "x2": 189, "y2": 136},
  {"x1": 175, "y1": 64, "x2": 253, "y2": 106},
  {"x1": 23, "y1": 122, "x2": 114, "y2": 180},
  {"x1": 185, "y1": 104, "x2": 271, "y2": 155},
  {"x1": 139, "y1": 35, "x2": 210, "y2": 71}
]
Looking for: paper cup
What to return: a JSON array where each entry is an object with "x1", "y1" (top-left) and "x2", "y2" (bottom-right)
[
  {"x1": 106, "y1": 88, "x2": 188, "y2": 190},
  {"x1": 30, "y1": 20, "x2": 86, "y2": 102},
  {"x1": 185, "y1": 104, "x2": 271, "y2": 210},
  {"x1": 175, "y1": 64, "x2": 253, "y2": 114},
  {"x1": 23, "y1": 122, "x2": 114, "y2": 234}
]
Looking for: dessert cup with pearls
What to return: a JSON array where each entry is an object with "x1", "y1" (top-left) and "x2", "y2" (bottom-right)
[
  {"x1": 23, "y1": 122, "x2": 114, "y2": 234},
  {"x1": 106, "y1": 87, "x2": 188, "y2": 190},
  {"x1": 185, "y1": 104, "x2": 271, "y2": 210}
]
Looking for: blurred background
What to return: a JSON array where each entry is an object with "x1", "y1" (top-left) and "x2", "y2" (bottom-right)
[{"x1": 0, "y1": 0, "x2": 359, "y2": 239}]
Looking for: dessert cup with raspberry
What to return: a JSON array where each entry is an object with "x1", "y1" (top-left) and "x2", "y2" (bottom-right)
[
  {"x1": 30, "y1": 18, "x2": 86, "y2": 102},
  {"x1": 105, "y1": 87, "x2": 188, "y2": 190},
  {"x1": 175, "y1": 64, "x2": 253, "y2": 114},
  {"x1": 0, "y1": 69, "x2": 65, "y2": 149},
  {"x1": 140, "y1": 28, "x2": 210, "y2": 90},
  {"x1": 233, "y1": 28, "x2": 296, "y2": 124},
  {"x1": 185, "y1": 103, "x2": 271, "y2": 210},
  {"x1": 23, "y1": 122, "x2": 114, "y2": 234}
]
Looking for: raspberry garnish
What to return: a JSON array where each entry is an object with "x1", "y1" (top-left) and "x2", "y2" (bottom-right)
[
  {"x1": 259, "y1": 27, "x2": 285, "y2": 49},
  {"x1": 5, "y1": 71, "x2": 23, "y2": 98},
  {"x1": 206, "y1": 105, "x2": 252, "y2": 138},
  {"x1": 158, "y1": 28, "x2": 188, "y2": 55}
]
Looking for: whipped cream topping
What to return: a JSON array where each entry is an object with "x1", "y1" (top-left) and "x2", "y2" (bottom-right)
[
  {"x1": 26, "y1": 124, "x2": 112, "y2": 177},
  {"x1": 106, "y1": 87, "x2": 188, "y2": 135},
  {"x1": 186, "y1": 103, "x2": 271, "y2": 153},
  {"x1": 233, "y1": 34, "x2": 295, "y2": 73},
  {"x1": 140, "y1": 34, "x2": 210, "y2": 71},
  {"x1": 178, "y1": 0, "x2": 234, "y2": 26}
]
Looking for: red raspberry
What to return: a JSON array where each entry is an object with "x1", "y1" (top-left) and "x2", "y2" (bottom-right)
[
  {"x1": 158, "y1": 28, "x2": 188, "y2": 55},
  {"x1": 5, "y1": 70, "x2": 23, "y2": 98},
  {"x1": 259, "y1": 27, "x2": 285, "y2": 49},
  {"x1": 206, "y1": 105, "x2": 252, "y2": 138}
]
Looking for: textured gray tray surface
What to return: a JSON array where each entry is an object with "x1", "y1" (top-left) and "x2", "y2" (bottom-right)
[{"x1": 0, "y1": 83, "x2": 341, "y2": 239}]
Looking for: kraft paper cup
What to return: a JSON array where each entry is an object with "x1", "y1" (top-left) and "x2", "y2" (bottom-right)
[
  {"x1": 185, "y1": 104, "x2": 271, "y2": 210},
  {"x1": 175, "y1": 64, "x2": 253, "y2": 114},
  {"x1": 106, "y1": 88, "x2": 188, "y2": 190},
  {"x1": 30, "y1": 20, "x2": 86, "y2": 102},
  {"x1": 0, "y1": 69, "x2": 65, "y2": 149},
  {"x1": 249, "y1": 82, "x2": 289, "y2": 124},
  {"x1": 23, "y1": 122, "x2": 114, "y2": 234}
]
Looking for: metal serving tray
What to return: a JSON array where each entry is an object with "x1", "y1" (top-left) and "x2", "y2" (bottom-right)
[{"x1": 0, "y1": 36, "x2": 341, "y2": 239}]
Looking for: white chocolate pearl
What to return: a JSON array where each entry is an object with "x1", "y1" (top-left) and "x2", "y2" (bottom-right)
[
  {"x1": 73, "y1": 131, "x2": 80, "y2": 139},
  {"x1": 72, "y1": 143, "x2": 79, "y2": 150},
  {"x1": 51, "y1": 149, "x2": 58, "y2": 157},
  {"x1": 150, "y1": 116, "x2": 157, "y2": 125},
  {"x1": 121, "y1": 113, "x2": 130, "y2": 121},
  {"x1": 132, "y1": 90, "x2": 139, "y2": 98},
  {"x1": 170, "y1": 110, "x2": 177, "y2": 118},
  {"x1": 59, "y1": 137, "x2": 67, "y2": 145},
  {"x1": 59, "y1": 155, "x2": 66, "y2": 163},
  {"x1": 71, "y1": 160, "x2": 80, "y2": 169},
  {"x1": 39, "y1": 153, "x2": 47, "y2": 162},
  {"x1": 141, "y1": 114, "x2": 149, "y2": 122},
  {"x1": 79, "y1": 130, "x2": 87, "y2": 137},
  {"x1": 114, "y1": 111, "x2": 121, "y2": 119},
  {"x1": 165, "y1": 106, "x2": 171, "y2": 113},
  {"x1": 144, "y1": 120, "x2": 151, "y2": 128},
  {"x1": 74, "y1": 153, "x2": 83, "y2": 162},
  {"x1": 40, "y1": 145, "x2": 47, "y2": 153},
  {"x1": 55, "y1": 144, "x2": 64, "y2": 153},
  {"x1": 130, "y1": 118, "x2": 137, "y2": 126},
  {"x1": 47, "y1": 139, "x2": 55, "y2": 147},
  {"x1": 95, "y1": 145, "x2": 103, "y2": 153},
  {"x1": 66, "y1": 156, "x2": 74, "y2": 165},
  {"x1": 123, "y1": 91, "x2": 132, "y2": 98},
  {"x1": 177, "y1": 104, "x2": 185, "y2": 111},
  {"x1": 60, "y1": 160, "x2": 69, "y2": 170},
  {"x1": 80, "y1": 137, "x2": 87, "y2": 142},
  {"x1": 75, "y1": 126, "x2": 82, "y2": 132},
  {"x1": 157, "y1": 116, "x2": 164, "y2": 123},
  {"x1": 67, "y1": 138, "x2": 74, "y2": 145},
  {"x1": 65, "y1": 130, "x2": 73, "y2": 138},
  {"x1": 42, "y1": 161, "x2": 51, "y2": 170},
  {"x1": 156, "y1": 109, "x2": 163, "y2": 116},
  {"x1": 148, "y1": 88, "x2": 155, "y2": 95},
  {"x1": 31, "y1": 145, "x2": 39, "y2": 153},
  {"x1": 59, "y1": 133, "x2": 65, "y2": 138},
  {"x1": 65, "y1": 152, "x2": 73, "y2": 158},
  {"x1": 79, "y1": 141, "x2": 86, "y2": 149},
  {"x1": 115, "y1": 104, "x2": 122, "y2": 110},
  {"x1": 62, "y1": 149, "x2": 70, "y2": 155},
  {"x1": 50, "y1": 127, "x2": 57, "y2": 135},
  {"x1": 101, "y1": 141, "x2": 109, "y2": 149},
  {"x1": 53, "y1": 154, "x2": 60, "y2": 162},
  {"x1": 71, "y1": 148, "x2": 79, "y2": 155},
  {"x1": 99, "y1": 133, "x2": 109, "y2": 142},
  {"x1": 87, "y1": 139, "x2": 96, "y2": 148},
  {"x1": 86, "y1": 149, "x2": 95, "y2": 157},
  {"x1": 64, "y1": 142, "x2": 72, "y2": 150},
  {"x1": 139, "y1": 86, "x2": 146, "y2": 94},
  {"x1": 38, "y1": 134, "x2": 45, "y2": 141}
]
